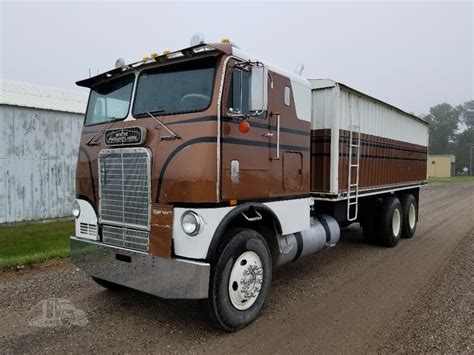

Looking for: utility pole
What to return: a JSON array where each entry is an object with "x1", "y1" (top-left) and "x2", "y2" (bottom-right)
[{"x1": 470, "y1": 144, "x2": 474, "y2": 176}]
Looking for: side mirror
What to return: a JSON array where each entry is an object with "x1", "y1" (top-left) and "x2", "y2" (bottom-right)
[{"x1": 249, "y1": 65, "x2": 268, "y2": 113}]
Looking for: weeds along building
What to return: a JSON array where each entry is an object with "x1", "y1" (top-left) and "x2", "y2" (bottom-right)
[{"x1": 0, "y1": 80, "x2": 87, "y2": 223}]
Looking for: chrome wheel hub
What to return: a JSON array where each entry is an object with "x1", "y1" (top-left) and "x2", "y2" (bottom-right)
[
  {"x1": 408, "y1": 203, "x2": 416, "y2": 229},
  {"x1": 392, "y1": 208, "x2": 401, "y2": 236},
  {"x1": 228, "y1": 251, "x2": 264, "y2": 310}
]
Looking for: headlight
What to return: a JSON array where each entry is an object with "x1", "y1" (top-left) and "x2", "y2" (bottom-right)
[
  {"x1": 72, "y1": 200, "x2": 81, "y2": 218},
  {"x1": 181, "y1": 211, "x2": 203, "y2": 236}
]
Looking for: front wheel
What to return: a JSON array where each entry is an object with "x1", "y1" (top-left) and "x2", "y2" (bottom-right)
[{"x1": 208, "y1": 228, "x2": 272, "y2": 332}]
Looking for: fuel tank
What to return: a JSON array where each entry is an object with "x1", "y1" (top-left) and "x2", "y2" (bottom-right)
[{"x1": 276, "y1": 214, "x2": 340, "y2": 266}]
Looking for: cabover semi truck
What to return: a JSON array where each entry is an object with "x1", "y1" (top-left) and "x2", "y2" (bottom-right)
[{"x1": 71, "y1": 35, "x2": 429, "y2": 331}]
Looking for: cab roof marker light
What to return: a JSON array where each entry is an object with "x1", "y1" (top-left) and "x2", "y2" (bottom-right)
[
  {"x1": 143, "y1": 56, "x2": 149, "y2": 62},
  {"x1": 162, "y1": 50, "x2": 171, "y2": 55},
  {"x1": 150, "y1": 52, "x2": 158, "y2": 58},
  {"x1": 220, "y1": 38, "x2": 240, "y2": 48}
]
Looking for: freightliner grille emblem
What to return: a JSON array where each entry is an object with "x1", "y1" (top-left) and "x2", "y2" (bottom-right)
[{"x1": 105, "y1": 127, "x2": 147, "y2": 146}]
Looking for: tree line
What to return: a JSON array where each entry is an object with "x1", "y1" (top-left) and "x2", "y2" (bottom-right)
[{"x1": 424, "y1": 100, "x2": 474, "y2": 174}]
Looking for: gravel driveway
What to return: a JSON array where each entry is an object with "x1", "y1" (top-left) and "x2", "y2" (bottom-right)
[{"x1": 1, "y1": 182, "x2": 473, "y2": 353}]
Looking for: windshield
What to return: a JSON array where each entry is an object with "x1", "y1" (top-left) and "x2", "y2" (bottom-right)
[
  {"x1": 133, "y1": 57, "x2": 216, "y2": 117},
  {"x1": 85, "y1": 74, "x2": 134, "y2": 126}
]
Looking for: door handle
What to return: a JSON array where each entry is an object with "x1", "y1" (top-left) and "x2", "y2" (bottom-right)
[
  {"x1": 263, "y1": 132, "x2": 274, "y2": 137},
  {"x1": 271, "y1": 114, "x2": 280, "y2": 160}
]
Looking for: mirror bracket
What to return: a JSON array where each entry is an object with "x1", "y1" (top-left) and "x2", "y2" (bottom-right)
[{"x1": 226, "y1": 60, "x2": 268, "y2": 119}]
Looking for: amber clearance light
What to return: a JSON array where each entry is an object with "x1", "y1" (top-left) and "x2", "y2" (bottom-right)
[{"x1": 239, "y1": 120, "x2": 250, "y2": 133}]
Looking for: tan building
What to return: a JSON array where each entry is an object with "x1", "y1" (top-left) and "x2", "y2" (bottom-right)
[{"x1": 427, "y1": 155, "x2": 456, "y2": 177}]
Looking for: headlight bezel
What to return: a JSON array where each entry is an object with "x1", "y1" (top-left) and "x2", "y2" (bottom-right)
[
  {"x1": 180, "y1": 211, "x2": 203, "y2": 236},
  {"x1": 72, "y1": 200, "x2": 81, "y2": 218}
]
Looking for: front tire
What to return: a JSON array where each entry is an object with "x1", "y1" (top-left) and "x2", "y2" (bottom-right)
[{"x1": 209, "y1": 228, "x2": 272, "y2": 332}]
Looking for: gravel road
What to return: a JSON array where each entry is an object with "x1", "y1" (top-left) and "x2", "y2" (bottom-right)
[{"x1": 1, "y1": 182, "x2": 473, "y2": 353}]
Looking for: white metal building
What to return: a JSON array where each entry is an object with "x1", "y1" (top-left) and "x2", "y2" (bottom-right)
[{"x1": 0, "y1": 80, "x2": 88, "y2": 223}]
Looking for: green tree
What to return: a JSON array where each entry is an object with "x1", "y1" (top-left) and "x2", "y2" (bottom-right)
[
  {"x1": 458, "y1": 100, "x2": 474, "y2": 129},
  {"x1": 424, "y1": 103, "x2": 460, "y2": 154}
]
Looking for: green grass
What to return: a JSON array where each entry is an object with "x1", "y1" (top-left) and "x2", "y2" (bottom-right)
[
  {"x1": 0, "y1": 220, "x2": 73, "y2": 269},
  {"x1": 428, "y1": 176, "x2": 474, "y2": 184}
]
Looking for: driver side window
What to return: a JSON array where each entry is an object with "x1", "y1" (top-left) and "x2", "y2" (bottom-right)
[{"x1": 227, "y1": 67, "x2": 250, "y2": 115}]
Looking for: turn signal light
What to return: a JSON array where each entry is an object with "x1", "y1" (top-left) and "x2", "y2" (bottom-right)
[{"x1": 239, "y1": 120, "x2": 250, "y2": 133}]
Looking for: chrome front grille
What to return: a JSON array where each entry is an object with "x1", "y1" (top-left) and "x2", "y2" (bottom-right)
[
  {"x1": 99, "y1": 148, "x2": 151, "y2": 251},
  {"x1": 102, "y1": 225, "x2": 149, "y2": 252}
]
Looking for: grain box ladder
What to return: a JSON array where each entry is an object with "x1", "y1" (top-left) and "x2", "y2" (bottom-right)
[{"x1": 347, "y1": 94, "x2": 361, "y2": 222}]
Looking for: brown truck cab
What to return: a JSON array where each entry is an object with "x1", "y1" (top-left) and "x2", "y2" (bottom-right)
[{"x1": 71, "y1": 36, "x2": 428, "y2": 331}]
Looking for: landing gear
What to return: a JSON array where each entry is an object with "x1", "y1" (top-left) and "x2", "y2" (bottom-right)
[{"x1": 208, "y1": 228, "x2": 272, "y2": 332}]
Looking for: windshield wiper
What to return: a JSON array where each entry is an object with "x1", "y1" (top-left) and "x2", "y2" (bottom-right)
[
  {"x1": 146, "y1": 111, "x2": 181, "y2": 141},
  {"x1": 86, "y1": 118, "x2": 118, "y2": 146}
]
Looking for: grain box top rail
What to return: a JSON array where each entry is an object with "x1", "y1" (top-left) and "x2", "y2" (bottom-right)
[{"x1": 309, "y1": 79, "x2": 428, "y2": 126}]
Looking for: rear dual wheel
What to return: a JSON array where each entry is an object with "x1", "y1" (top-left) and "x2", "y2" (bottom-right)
[
  {"x1": 362, "y1": 194, "x2": 418, "y2": 247},
  {"x1": 208, "y1": 228, "x2": 272, "y2": 332},
  {"x1": 400, "y1": 194, "x2": 417, "y2": 238},
  {"x1": 378, "y1": 197, "x2": 403, "y2": 247}
]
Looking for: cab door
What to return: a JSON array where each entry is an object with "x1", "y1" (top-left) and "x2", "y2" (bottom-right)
[{"x1": 221, "y1": 64, "x2": 271, "y2": 201}]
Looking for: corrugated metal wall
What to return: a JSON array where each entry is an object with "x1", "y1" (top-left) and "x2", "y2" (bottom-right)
[{"x1": 0, "y1": 105, "x2": 83, "y2": 223}]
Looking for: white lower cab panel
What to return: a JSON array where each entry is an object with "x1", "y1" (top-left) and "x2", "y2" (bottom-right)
[
  {"x1": 75, "y1": 199, "x2": 98, "y2": 240},
  {"x1": 263, "y1": 198, "x2": 312, "y2": 234},
  {"x1": 172, "y1": 197, "x2": 312, "y2": 260}
]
